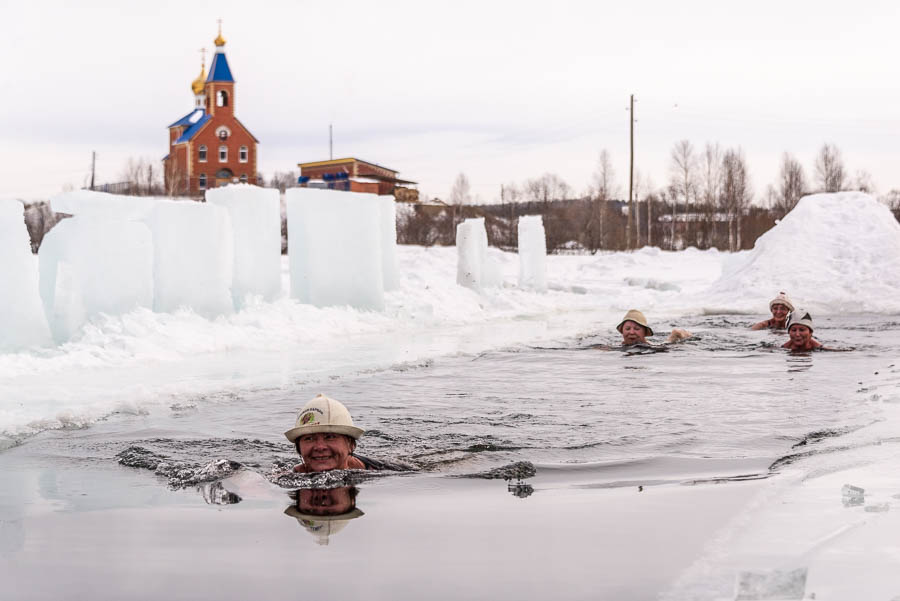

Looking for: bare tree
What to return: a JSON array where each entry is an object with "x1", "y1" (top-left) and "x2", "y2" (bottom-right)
[
  {"x1": 698, "y1": 142, "x2": 722, "y2": 248},
  {"x1": 501, "y1": 182, "x2": 521, "y2": 204},
  {"x1": 853, "y1": 169, "x2": 875, "y2": 194},
  {"x1": 449, "y1": 173, "x2": 473, "y2": 205},
  {"x1": 582, "y1": 151, "x2": 618, "y2": 252},
  {"x1": 523, "y1": 173, "x2": 571, "y2": 204},
  {"x1": 269, "y1": 170, "x2": 299, "y2": 192},
  {"x1": 668, "y1": 140, "x2": 697, "y2": 250},
  {"x1": 721, "y1": 147, "x2": 753, "y2": 251},
  {"x1": 776, "y1": 152, "x2": 806, "y2": 215},
  {"x1": 814, "y1": 143, "x2": 846, "y2": 192}
]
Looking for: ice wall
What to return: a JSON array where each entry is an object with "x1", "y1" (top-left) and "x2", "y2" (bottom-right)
[
  {"x1": 518, "y1": 215, "x2": 547, "y2": 291},
  {"x1": 0, "y1": 200, "x2": 52, "y2": 350},
  {"x1": 147, "y1": 201, "x2": 234, "y2": 317},
  {"x1": 380, "y1": 197, "x2": 400, "y2": 291},
  {"x1": 38, "y1": 217, "x2": 154, "y2": 342},
  {"x1": 456, "y1": 218, "x2": 501, "y2": 291},
  {"x1": 705, "y1": 192, "x2": 900, "y2": 313},
  {"x1": 206, "y1": 184, "x2": 281, "y2": 306},
  {"x1": 286, "y1": 188, "x2": 389, "y2": 310},
  {"x1": 51, "y1": 189, "x2": 162, "y2": 219}
]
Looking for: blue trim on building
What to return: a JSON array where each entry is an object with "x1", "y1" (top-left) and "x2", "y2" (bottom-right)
[
  {"x1": 207, "y1": 52, "x2": 234, "y2": 82},
  {"x1": 168, "y1": 109, "x2": 206, "y2": 128},
  {"x1": 174, "y1": 114, "x2": 212, "y2": 143}
]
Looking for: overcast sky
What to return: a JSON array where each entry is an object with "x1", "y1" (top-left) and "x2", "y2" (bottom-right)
[{"x1": 2, "y1": 0, "x2": 898, "y2": 203}]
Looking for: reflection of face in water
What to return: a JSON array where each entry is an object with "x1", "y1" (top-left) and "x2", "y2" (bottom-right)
[
  {"x1": 284, "y1": 487, "x2": 364, "y2": 546},
  {"x1": 296, "y1": 487, "x2": 357, "y2": 516}
]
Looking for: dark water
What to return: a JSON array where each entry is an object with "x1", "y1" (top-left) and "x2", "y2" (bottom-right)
[{"x1": 28, "y1": 314, "x2": 897, "y2": 492}]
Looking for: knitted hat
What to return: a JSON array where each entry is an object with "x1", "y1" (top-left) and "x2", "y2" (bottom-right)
[
  {"x1": 616, "y1": 309, "x2": 654, "y2": 336},
  {"x1": 769, "y1": 291, "x2": 794, "y2": 312},
  {"x1": 787, "y1": 308, "x2": 813, "y2": 333}
]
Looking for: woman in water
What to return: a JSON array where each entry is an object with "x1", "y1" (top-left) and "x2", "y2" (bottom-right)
[
  {"x1": 751, "y1": 291, "x2": 794, "y2": 330},
  {"x1": 617, "y1": 309, "x2": 692, "y2": 346},
  {"x1": 782, "y1": 309, "x2": 823, "y2": 351}
]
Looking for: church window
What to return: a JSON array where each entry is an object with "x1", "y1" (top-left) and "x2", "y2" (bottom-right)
[
  {"x1": 240, "y1": 174, "x2": 248, "y2": 183},
  {"x1": 199, "y1": 173, "x2": 207, "y2": 189},
  {"x1": 239, "y1": 146, "x2": 248, "y2": 163},
  {"x1": 217, "y1": 90, "x2": 229, "y2": 107},
  {"x1": 198, "y1": 145, "x2": 207, "y2": 162},
  {"x1": 219, "y1": 145, "x2": 227, "y2": 162}
]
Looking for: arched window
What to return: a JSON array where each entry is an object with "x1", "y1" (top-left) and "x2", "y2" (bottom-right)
[
  {"x1": 240, "y1": 174, "x2": 248, "y2": 183},
  {"x1": 219, "y1": 145, "x2": 227, "y2": 162},
  {"x1": 216, "y1": 90, "x2": 229, "y2": 107},
  {"x1": 199, "y1": 173, "x2": 207, "y2": 189},
  {"x1": 239, "y1": 145, "x2": 248, "y2": 163},
  {"x1": 198, "y1": 145, "x2": 207, "y2": 162}
]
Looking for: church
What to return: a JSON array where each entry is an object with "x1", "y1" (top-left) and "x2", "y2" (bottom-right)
[{"x1": 163, "y1": 27, "x2": 259, "y2": 197}]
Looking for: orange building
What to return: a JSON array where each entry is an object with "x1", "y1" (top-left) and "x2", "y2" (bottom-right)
[
  {"x1": 297, "y1": 158, "x2": 418, "y2": 202},
  {"x1": 164, "y1": 28, "x2": 259, "y2": 197}
]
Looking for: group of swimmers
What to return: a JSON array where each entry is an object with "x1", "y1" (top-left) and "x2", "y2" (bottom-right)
[
  {"x1": 287, "y1": 292, "x2": 824, "y2": 477},
  {"x1": 616, "y1": 291, "x2": 822, "y2": 352}
]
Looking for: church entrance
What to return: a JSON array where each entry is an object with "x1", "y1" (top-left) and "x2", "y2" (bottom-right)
[{"x1": 215, "y1": 168, "x2": 234, "y2": 188}]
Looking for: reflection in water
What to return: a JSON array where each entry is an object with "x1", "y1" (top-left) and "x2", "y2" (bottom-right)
[
  {"x1": 284, "y1": 487, "x2": 364, "y2": 545},
  {"x1": 786, "y1": 354, "x2": 814, "y2": 373}
]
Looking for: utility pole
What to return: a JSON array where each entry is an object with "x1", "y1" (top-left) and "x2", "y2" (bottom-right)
[
  {"x1": 329, "y1": 124, "x2": 333, "y2": 160},
  {"x1": 628, "y1": 94, "x2": 635, "y2": 250},
  {"x1": 90, "y1": 151, "x2": 96, "y2": 190}
]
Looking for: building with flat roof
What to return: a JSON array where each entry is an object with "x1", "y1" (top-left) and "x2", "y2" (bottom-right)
[{"x1": 297, "y1": 158, "x2": 418, "y2": 202}]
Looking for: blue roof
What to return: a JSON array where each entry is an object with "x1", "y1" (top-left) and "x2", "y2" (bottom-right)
[
  {"x1": 174, "y1": 113, "x2": 212, "y2": 144},
  {"x1": 168, "y1": 109, "x2": 205, "y2": 129},
  {"x1": 207, "y1": 51, "x2": 234, "y2": 82}
]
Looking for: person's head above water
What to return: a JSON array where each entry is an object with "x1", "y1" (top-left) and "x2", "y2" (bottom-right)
[
  {"x1": 783, "y1": 308, "x2": 821, "y2": 351},
  {"x1": 616, "y1": 309, "x2": 653, "y2": 345},
  {"x1": 769, "y1": 291, "x2": 794, "y2": 323},
  {"x1": 284, "y1": 394, "x2": 365, "y2": 472}
]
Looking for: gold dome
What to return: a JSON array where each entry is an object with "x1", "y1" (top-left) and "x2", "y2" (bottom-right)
[
  {"x1": 214, "y1": 31, "x2": 226, "y2": 47},
  {"x1": 191, "y1": 66, "x2": 206, "y2": 95}
]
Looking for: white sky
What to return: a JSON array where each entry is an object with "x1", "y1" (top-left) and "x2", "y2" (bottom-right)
[{"x1": 2, "y1": 0, "x2": 898, "y2": 203}]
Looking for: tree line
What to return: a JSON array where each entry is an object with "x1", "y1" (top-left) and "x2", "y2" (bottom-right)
[{"x1": 398, "y1": 141, "x2": 900, "y2": 253}]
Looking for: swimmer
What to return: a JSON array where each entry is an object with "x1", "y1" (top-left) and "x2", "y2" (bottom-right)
[
  {"x1": 285, "y1": 394, "x2": 370, "y2": 473},
  {"x1": 616, "y1": 309, "x2": 693, "y2": 346},
  {"x1": 781, "y1": 309, "x2": 823, "y2": 351},
  {"x1": 751, "y1": 291, "x2": 794, "y2": 330},
  {"x1": 285, "y1": 394, "x2": 412, "y2": 473}
]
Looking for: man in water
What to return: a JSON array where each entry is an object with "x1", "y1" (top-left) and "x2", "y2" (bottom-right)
[
  {"x1": 782, "y1": 309, "x2": 823, "y2": 351},
  {"x1": 285, "y1": 394, "x2": 368, "y2": 472},
  {"x1": 617, "y1": 309, "x2": 692, "y2": 345},
  {"x1": 751, "y1": 291, "x2": 794, "y2": 330}
]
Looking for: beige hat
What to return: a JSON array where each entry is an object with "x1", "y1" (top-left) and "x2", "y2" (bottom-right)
[
  {"x1": 616, "y1": 309, "x2": 653, "y2": 336},
  {"x1": 284, "y1": 506, "x2": 364, "y2": 546},
  {"x1": 284, "y1": 394, "x2": 365, "y2": 443},
  {"x1": 769, "y1": 291, "x2": 794, "y2": 312},
  {"x1": 787, "y1": 308, "x2": 813, "y2": 332}
]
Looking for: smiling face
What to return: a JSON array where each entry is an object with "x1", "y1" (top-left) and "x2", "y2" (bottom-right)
[
  {"x1": 771, "y1": 303, "x2": 790, "y2": 323},
  {"x1": 297, "y1": 432, "x2": 355, "y2": 472},
  {"x1": 788, "y1": 323, "x2": 812, "y2": 347},
  {"x1": 620, "y1": 321, "x2": 648, "y2": 345}
]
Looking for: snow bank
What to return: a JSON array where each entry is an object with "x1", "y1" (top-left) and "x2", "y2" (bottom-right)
[
  {"x1": 0, "y1": 200, "x2": 51, "y2": 350},
  {"x1": 704, "y1": 192, "x2": 900, "y2": 313},
  {"x1": 205, "y1": 184, "x2": 281, "y2": 307}
]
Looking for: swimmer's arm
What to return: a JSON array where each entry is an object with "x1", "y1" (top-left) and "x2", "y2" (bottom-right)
[
  {"x1": 750, "y1": 320, "x2": 768, "y2": 330},
  {"x1": 665, "y1": 328, "x2": 692, "y2": 343}
]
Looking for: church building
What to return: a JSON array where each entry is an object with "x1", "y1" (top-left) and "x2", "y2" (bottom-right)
[{"x1": 164, "y1": 28, "x2": 259, "y2": 197}]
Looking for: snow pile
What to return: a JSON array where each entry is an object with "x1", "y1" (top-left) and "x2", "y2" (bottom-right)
[
  {"x1": 286, "y1": 188, "x2": 392, "y2": 311},
  {"x1": 206, "y1": 184, "x2": 281, "y2": 307},
  {"x1": 517, "y1": 215, "x2": 547, "y2": 291},
  {"x1": 0, "y1": 200, "x2": 51, "y2": 350},
  {"x1": 704, "y1": 192, "x2": 900, "y2": 313}
]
